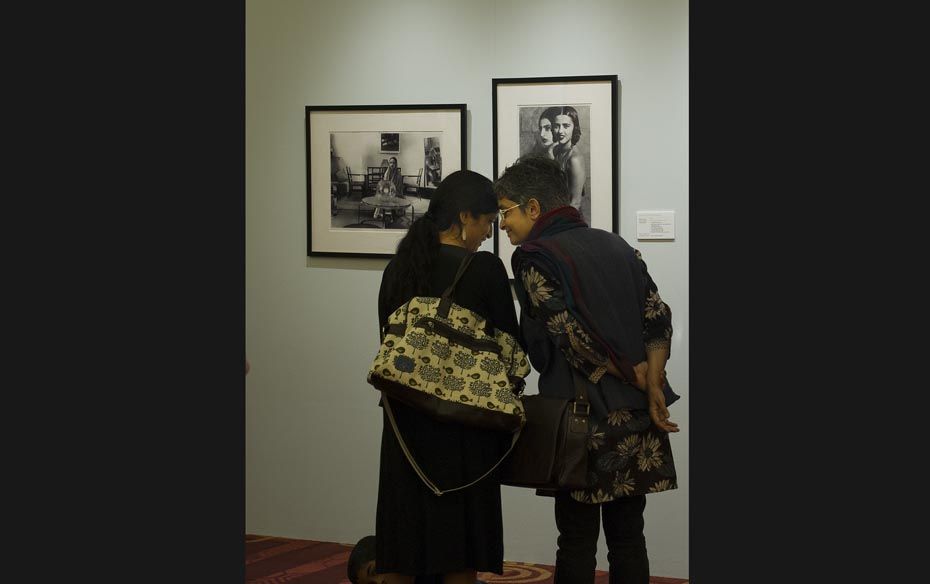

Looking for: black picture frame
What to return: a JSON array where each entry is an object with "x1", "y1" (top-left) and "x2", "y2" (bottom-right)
[
  {"x1": 380, "y1": 132, "x2": 400, "y2": 153},
  {"x1": 306, "y1": 104, "x2": 467, "y2": 258},
  {"x1": 492, "y1": 75, "x2": 619, "y2": 279}
]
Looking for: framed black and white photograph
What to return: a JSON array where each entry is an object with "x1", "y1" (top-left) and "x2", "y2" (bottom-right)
[
  {"x1": 307, "y1": 104, "x2": 466, "y2": 257},
  {"x1": 380, "y1": 132, "x2": 399, "y2": 153},
  {"x1": 492, "y1": 75, "x2": 619, "y2": 278}
]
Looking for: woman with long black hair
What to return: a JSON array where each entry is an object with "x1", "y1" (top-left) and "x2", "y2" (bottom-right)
[{"x1": 374, "y1": 170, "x2": 521, "y2": 584}]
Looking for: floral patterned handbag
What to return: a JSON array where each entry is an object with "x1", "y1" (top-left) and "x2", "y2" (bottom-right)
[{"x1": 367, "y1": 253, "x2": 531, "y2": 495}]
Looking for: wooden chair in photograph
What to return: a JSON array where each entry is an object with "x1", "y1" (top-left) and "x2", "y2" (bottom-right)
[
  {"x1": 345, "y1": 166, "x2": 366, "y2": 199},
  {"x1": 367, "y1": 166, "x2": 386, "y2": 196},
  {"x1": 402, "y1": 168, "x2": 423, "y2": 200}
]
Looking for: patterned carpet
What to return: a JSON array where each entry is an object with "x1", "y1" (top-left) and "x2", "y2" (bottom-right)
[{"x1": 246, "y1": 534, "x2": 688, "y2": 583}]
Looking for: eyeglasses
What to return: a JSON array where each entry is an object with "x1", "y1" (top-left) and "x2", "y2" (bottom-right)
[{"x1": 498, "y1": 203, "x2": 523, "y2": 222}]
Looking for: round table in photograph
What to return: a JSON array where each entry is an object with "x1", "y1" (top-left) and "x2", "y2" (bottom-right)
[{"x1": 360, "y1": 196, "x2": 413, "y2": 228}]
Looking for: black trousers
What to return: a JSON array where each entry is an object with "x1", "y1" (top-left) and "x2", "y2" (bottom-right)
[{"x1": 553, "y1": 493, "x2": 649, "y2": 584}]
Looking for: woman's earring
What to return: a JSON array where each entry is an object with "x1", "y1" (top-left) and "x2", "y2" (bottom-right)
[{"x1": 461, "y1": 226, "x2": 467, "y2": 241}]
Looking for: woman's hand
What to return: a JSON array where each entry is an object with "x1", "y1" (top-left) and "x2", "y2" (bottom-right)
[
  {"x1": 647, "y1": 372, "x2": 678, "y2": 432},
  {"x1": 632, "y1": 361, "x2": 648, "y2": 390}
]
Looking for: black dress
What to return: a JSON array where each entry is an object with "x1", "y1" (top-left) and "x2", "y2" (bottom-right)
[{"x1": 375, "y1": 245, "x2": 521, "y2": 577}]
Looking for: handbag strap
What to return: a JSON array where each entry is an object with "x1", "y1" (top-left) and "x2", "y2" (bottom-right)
[
  {"x1": 570, "y1": 368, "x2": 591, "y2": 416},
  {"x1": 441, "y1": 252, "x2": 475, "y2": 299},
  {"x1": 380, "y1": 253, "x2": 476, "y2": 341},
  {"x1": 437, "y1": 253, "x2": 495, "y2": 337},
  {"x1": 382, "y1": 393, "x2": 521, "y2": 496},
  {"x1": 437, "y1": 253, "x2": 475, "y2": 319}
]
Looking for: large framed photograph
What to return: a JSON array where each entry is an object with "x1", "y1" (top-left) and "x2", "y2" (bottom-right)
[
  {"x1": 492, "y1": 75, "x2": 619, "y2": 278},
  {"x1": 307, "y1": 104, "x2": 466, "y2": 257}
]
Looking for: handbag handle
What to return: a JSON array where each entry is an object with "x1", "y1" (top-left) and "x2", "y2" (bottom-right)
[
  {"x1": 437, "y1": 253, "x2": 476, "y2": 320},
  {"x1": 437, "y1": 253, "x2": 495, "y2": 338},
  {"x1": 441, "y1": 252, "x2": 476, "y2": 299},
  {"x1": 380, "y1": 253, "x2": 476, "y2": 342},
  {"x1": 382, "y1": 393, "x2": 521, "y2": 496}
]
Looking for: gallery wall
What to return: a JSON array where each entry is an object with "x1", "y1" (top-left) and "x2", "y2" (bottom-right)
[{"x1": 246, "y1": 0, "x2": 688, "y2": 577}]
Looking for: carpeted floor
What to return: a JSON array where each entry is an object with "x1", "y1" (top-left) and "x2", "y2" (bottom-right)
[{"x1": 246, "y1": 534, "x2": 688, "y2": 583}]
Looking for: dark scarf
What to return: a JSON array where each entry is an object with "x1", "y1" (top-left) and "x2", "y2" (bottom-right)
[{"x1": 514, "y1": 206, "x2": 637, "y2": 382}]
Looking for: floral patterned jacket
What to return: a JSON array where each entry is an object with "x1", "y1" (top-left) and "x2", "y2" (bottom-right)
[{"x1": 518, "y1": 248, "x2": 672, "y2": 385}]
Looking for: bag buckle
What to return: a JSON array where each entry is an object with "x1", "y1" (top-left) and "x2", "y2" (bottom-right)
[{"x1": 572, "y1": 401, "x2": 590, "y2": 415}]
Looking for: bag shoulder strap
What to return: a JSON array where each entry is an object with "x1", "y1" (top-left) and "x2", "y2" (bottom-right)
[
  {"x1": 437, "y1": 252, "x2": 475, "y2": 319},
  {"x1": 570, "y1": 368, "x2": 591, "y2": 414},
  {"x1": 441, "y1": 252, "x2": 475, "y2": 300},
  {"x1": 381, "y1": 252, "x2": 474, "y2": 340},
  {"x1": 382, "y1": 393, "x2": 520, "y2": 496}
]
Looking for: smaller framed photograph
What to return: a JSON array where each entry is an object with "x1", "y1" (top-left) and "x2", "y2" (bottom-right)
[{"x1": 380, "y1": 132, "x2": 400, "y2": 153}]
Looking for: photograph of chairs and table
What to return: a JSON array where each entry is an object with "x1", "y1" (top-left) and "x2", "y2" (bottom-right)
[{"x1": 329, "y1": 131, "x2": 442, "y2": 230}]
